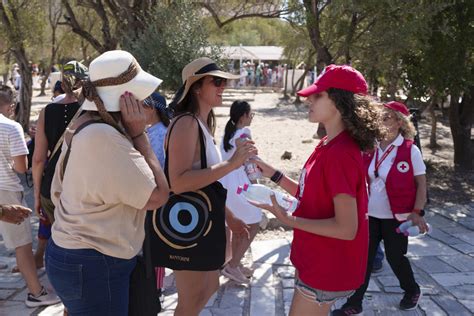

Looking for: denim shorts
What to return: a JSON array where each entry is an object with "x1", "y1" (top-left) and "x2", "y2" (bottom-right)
[
  {"x1": 46, "y1": 239, "x2": 137, "y2": 315},
  {"x1": 295, "y1": 277, "x2": 355, "y2": 305}
]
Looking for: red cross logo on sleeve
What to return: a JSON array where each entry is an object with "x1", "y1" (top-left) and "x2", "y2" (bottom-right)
[{"x1": 396, "y1": 161, "x2": 410, "y2": 173}]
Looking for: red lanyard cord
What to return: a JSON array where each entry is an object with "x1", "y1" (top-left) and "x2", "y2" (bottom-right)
[{"x1": 374, "y1": 145, "x2": 395, "y2": 178}]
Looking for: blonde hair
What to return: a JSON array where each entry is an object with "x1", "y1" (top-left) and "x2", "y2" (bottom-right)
[{"x1": 387, "y1": 108, "x2": 417, "y2": 140}]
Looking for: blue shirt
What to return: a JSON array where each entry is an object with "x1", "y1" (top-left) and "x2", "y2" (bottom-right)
[{"x1": 147, "y1": 122, "x2": 167, "y2": 168}]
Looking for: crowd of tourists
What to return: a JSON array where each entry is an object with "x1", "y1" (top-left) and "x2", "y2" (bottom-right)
[{"x1": 0, "y1": 50, "x2": 427, "y2": 316}]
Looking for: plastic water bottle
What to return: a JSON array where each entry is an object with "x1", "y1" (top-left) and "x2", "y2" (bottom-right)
[
  {"x1": 396, "y1": 220, "x2": 413, "y2": 234},
  {"x1": 239, "y1": 134, "x2": 262, "y2": 181},
  {"x1": 236, "y1": 183, "x2": 298, "y2": 213},
  {"x1": 403, "y1": 224, "x2": 432, "y2": 237}
]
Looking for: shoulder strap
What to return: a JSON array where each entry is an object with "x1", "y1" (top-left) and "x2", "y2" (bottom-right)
[
  {"x1": 60, "y1": 120, "x2": 104, "y2": 180},
  {"x1": 143, "y1": 214, "x2": 154, "y2": 279},
  {"x1": 164, "y1": 113, "x2": 207, "y2": 186}
]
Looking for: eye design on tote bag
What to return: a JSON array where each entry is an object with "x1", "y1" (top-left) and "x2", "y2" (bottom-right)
[{"x1": 152, "y1": 190, "x2": 213, "y2": 250}]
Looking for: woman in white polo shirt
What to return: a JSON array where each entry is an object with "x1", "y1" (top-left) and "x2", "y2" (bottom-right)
[{"x1": 336, "y1": 101, "x2": 428, "y2": 315}]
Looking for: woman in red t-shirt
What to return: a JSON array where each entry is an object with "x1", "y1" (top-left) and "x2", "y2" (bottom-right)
[{"x1": 253, "y1": 64, "x2": 384, "y2": 315}]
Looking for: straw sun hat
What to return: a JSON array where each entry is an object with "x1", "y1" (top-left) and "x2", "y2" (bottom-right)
[
  {"x1": 175, "y1": 57, "x2": 241, "y2": 104},
  {"x1": 82, "y1": 50, "x2": 162, "y2": 112}
]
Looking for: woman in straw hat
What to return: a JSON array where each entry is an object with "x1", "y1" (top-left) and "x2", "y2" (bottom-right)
[
  {"x1": 164, "y1": 57, "x2": 257, "y2": 315},
  {"x1": 45, "y1": 50, "x2": 169, "y2": 315}
]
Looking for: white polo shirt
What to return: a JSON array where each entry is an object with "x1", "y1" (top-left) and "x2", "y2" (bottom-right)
[
  {"x1": 368, "y1": 134, "x2": 426, "y2": 219},
  {"x1": 0, "y1": 114, "x2": 28, "y2": 192}
]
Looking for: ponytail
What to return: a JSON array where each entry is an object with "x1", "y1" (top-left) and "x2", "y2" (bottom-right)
[
  {"x1": 223, "y1": 100, "x2": 251, "y2": 152},
  {"x1": 223, "y1": 119, "x2": 237, "y2": 151}
]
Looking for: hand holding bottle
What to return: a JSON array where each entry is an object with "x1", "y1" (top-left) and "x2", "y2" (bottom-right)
[
  {"x1": 230, "y1": 138, "x2": 257, "y2": 169},
  {"x1": 396, "y1": 219, "x2": 432, "y2": 237},
  {"x1": 239, "y1": 184, "x2": 298, "y2": 224},
  {"x1": 407, "y1": 212, "x2": 429, "y2": 234},
  {"x1": 403, "y1": 224, "x2": 432, "y2": 237},
  {"x1": 239, "y1": 134, "x2": 262, "y2": 180},
  {"x1": 250, "y1": 157, "x2": 275, "y2": 178}
]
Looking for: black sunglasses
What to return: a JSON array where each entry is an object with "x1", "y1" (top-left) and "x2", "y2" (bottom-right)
[{"x1": 211, "y1": 76, "x2": 227, "y2": 87}]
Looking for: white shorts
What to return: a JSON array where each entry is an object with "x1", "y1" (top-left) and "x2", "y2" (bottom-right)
[{"x1": 0, "y1": 190, "x2": 32, "y2": 249}]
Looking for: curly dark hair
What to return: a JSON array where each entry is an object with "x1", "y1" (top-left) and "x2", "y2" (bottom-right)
[{"x1": 327, "y1": 88, "x2": 385, "y2": 151}]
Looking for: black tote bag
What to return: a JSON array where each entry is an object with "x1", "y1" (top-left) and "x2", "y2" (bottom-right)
[{"x1": 147, "y1": 114, "x2": 227, "y2": 271}]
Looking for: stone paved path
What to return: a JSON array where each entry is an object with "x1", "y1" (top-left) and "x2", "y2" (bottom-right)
[{"x1": 1, "y1": 187, "x2": 473, "y2": 315}]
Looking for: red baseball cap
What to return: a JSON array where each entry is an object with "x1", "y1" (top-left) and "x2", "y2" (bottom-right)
[
  {"x1": 297, "y1": 64, "x2": 368, "y2": 97},
  {"x1": 384, "y1": 101, "x2": 409, "y2": 116}
]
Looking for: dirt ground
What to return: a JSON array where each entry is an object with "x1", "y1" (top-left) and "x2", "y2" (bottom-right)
[
  {"x1": 30, "y1": 89, "x2": 473, "y2": 226},
  {"x1": 214, "y1": 90, "x2": 474, "y2": 222}
]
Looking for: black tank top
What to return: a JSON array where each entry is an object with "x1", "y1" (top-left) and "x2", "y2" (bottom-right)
[{"x1": 40, "y1": 102, "x2": 80, "y2": 198}]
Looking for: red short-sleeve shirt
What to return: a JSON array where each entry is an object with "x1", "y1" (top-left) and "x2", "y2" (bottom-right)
[{"x1": 290, "y1": 130, "x2": 369, "y2": 291}]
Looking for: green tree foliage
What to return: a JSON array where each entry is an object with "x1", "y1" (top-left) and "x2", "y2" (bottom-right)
[
  {"x1": 123, "y1": 2, "x2": 221, "y2": 91},
  {"x1": 205, "y1": 17, "x2": 287, "y2": 46},
  {"x1": 347, "y1": 1, "x2": 442, "y2": 99},
  {"x1": 403, "y1": 0, "x2": 474, "y2": 169},
  {"x1": 0, "y1": 0, "x2": 46, "y2": 130}
]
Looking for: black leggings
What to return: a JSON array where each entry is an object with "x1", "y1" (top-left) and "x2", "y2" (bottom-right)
[{"x1": 346, "y1": 216, "x2": 420, "y2": 307}]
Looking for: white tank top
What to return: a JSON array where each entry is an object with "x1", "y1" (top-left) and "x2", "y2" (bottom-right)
[{"x1": 192, "y1": 119, "x2": 222, "y2": 169}]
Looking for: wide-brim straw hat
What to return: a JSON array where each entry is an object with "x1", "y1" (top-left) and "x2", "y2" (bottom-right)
[
  {"x1": 176, "y1": 57, "x2": 241, "y2": 104},
  {"x1": 82, "y1": 50, "x2": 162, "y2": 112}
]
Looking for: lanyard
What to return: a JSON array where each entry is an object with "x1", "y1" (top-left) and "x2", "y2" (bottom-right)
[{"x1": 374, "y1": 145, "x2": 395, "y2": 178}]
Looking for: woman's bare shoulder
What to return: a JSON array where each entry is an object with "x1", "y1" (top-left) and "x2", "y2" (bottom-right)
[{"x1": 169, "y1": 115, "x2": 199, "y2": 138}]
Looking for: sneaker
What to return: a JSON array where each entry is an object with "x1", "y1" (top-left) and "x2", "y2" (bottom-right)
[
  {"x1": 222, "y1": 265, "x2": 250, "y2": 284},
  {"x1": 372, "y1": 260, "x2": 384, "y2": 274},
  {"x1": 399, "y1": 290, "x2": 422, "y2": 310},
  {"x1": 25, "y1": 287, "x2": 61, "y2": 308},
  {"x1": 331, "y1": 304, "x2": 363, "y2": 316}
]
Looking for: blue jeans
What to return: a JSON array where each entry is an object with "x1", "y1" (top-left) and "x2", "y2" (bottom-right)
[
  {"x1": 374, "y1": 242, "x2": 385, "y2": 266},
  {"x1": 46, "y1": 239, "x2": 136, "y2": 316}
]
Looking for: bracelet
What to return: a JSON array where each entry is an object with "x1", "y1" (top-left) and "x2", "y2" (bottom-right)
[
  {"x1": 412, "y1": 209, "x2": 425, "y2": 217},
  {"x1": 131, "y1": 131, "x2": 146, "y2": 140},
  {"x1": 270, "y1": 170, "x2": 284, "y2": 184}
]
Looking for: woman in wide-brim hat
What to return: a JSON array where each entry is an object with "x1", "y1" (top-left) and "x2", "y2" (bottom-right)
[
  {"x1": 165, "y1": 57, "x2": 257, "y2": 315},
  {"x1": 45, "y1": 50, "x2": 169, "y2": 315}
]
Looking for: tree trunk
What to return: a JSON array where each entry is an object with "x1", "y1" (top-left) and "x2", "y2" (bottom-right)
[
  {"x1": 316, "y1": 123, "x2": 326, "y2": 138},
  {"x1": 14, "y1": 51, "x2": 32, "y2": 131},
  {"x1": 449, "y1": 87, "x2": 474, "y2": 170},
  {"x1": 294, "y1": 70, "x2": 308, "y2": 105},
  {"x1": 283, "y1": 66, "x2": 289, "y2": 100},
  {"x1": 290, "y1": 66, "x2": 296, "y2": 96},
  {"x1": 428, "y1": 97, "x2": 438, "y2": 149},
  {"x1": 39, "y1": 71, "x2": 50, "y2": 96},
  {"x1": 2, "y1": 53, "x2": 11, "y2": 84},
  {"x1": 303, "y1": 0, "x2": 333, "y2": 73},
  {"x1": 292, "y1": 70, "x2": 306, "y2": 94},
  {"x1": 316, "y1": 46, "x2": 332, "y2": 73}
]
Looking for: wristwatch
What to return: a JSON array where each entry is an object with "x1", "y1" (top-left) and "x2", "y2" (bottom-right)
[{"x1": 413, "y1": 208, "x2": 425, "y2": 217}]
